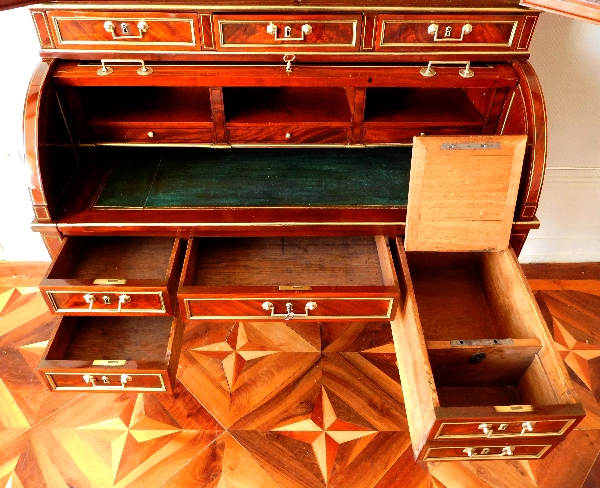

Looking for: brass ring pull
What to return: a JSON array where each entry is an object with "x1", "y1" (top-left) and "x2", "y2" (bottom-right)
[
  {"x1": 267, "y1": 22, "x2": 312, "y2": 41},
  {"x1": 261, "y1": 301, "x2": 317, "y2": 320},
  {"x1": 427, "y1": 23, "x2": 472, "y2": 42},
  {"x1": 83, "y1": 374, "x2": 132, "y2": 389},
  {"x1": 104, "y1": 20, "x2": 149, "y2": 40},
  {"x1": 97, "y1": 59, "x2": 153, "y2": 76}
]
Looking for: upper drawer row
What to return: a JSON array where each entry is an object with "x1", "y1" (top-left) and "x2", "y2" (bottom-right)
[{"x1": 34, "y1": 11, "x2": 538, "y2": 54}]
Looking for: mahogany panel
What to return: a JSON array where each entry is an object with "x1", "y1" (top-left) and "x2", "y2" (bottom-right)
[
  {"x1": 421, "y1": 442, "x2": 555, "y2": 461},
  {"x1": 46, "y1": 290, "x2": 167, "y2": 314},
  {"x1": 376, "y1": 14, "x2": 525, "y2": 52},
  {"x1": 46, "y1": 10, "x2": 201, "y2": 51},
  {"x1": 90, "y1": 126, "x2": 213, "y2": 143},
  {"x1": 31, "y1": 11, "x2": 54, "y2": 48},
  {"x1": 182, "y1": 296, "x2": 395, "y2": 321},
  {"x1": 214, "y1": 14, "x2": 362, "y2": 51},
  {"x1": 228, "y1": 126, "x2": 349, "y2": 145}
]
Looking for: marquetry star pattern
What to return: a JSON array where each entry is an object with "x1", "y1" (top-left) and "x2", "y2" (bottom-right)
[
  {"x1": 272, "y1": 386, "x2": 377, "y2": 485},
  {"x1": 190, "y1": 322, "x2": 280, "y2": 391},
  {"x1": 76, "y1": 393, "x2": 182, "y2": 483},
  {"x1": 553, "y1": 317, "x2": 600, "y2": 390}
]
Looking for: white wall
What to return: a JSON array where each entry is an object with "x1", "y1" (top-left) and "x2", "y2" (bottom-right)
[
  {"x1": 0, "y1": 8, "x2": 598, "y2": 262},
  {"x1": 520, "y1": 14, "x2": 600, "y2": 262},
  {"x1": 0, "y1": 7, "x2": 48, "y2": 261}
]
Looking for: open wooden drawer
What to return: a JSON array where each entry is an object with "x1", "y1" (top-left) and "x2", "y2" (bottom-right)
[
  {"x1": 178, "y1": 236, "x2": 398, "y2": 321},
  {"x1": 38, "y1": 314, "x2": 182, "y2": 392},
  {"x1": 392, "y1": 135, "x2": 585, "y2": 462},
  {"x1": 40, "y1": 236, "x2": 185, "y2": 315}
]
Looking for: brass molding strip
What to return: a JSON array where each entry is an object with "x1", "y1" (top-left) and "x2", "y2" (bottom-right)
[
  {"x1": 58, "y1": 221, "x2": 406, "y2": 228},
  {"x1": 33, "y1": 4, "x2": 535, "y2": 13},
  {"x1": 422, "y1": 444, "x2": 551, "y2": 461},
  {"x1": 46, "y1": 372, "x2": 166, "y2": 391},
  {"x1": 184, "y1": 297, "x2": 395, "y2": 320},
  {"x1": 433, "y1": 419, "x2": 576, "y2": 440},
  {"x1": 46, "y1": 290, "x2": 167, "y2": 313},
  {"x1": 380, "y1": 20, "x2": 518, "y2": 48},
  {"x1": 218, "y1": 19, "x2": 358, "y2": 48}
]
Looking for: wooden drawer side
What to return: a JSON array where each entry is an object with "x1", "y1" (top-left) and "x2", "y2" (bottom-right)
[{"x1": 390, "y1": 237, "x2": 439, "y2": 457}]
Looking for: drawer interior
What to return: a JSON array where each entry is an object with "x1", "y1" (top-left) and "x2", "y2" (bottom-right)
[
  {"x1": 44, "y1": 315, "x2": 175, "y2": 362},
  {"x1": 47, "y1": 236, "x2": 177, "y2": 281},
  {"x1": 405, "y1": 250, "x2": 569, "y2": 408},
  {"x1": 223, "y1": 87, "x2": 352, "y2": 125},
  {"x1": 183, "y1": 236, "x2": 395, "y2": 287}
]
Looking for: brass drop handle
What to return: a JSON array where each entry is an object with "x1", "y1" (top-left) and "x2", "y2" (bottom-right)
[
  {"x1": 501, "y1": 446, "x2": 514, "y2": 456},
  {"x1": 261, "y1": 301, "x2": 317, "y2": 320},
  {"x1": 83, "y1": 374, "x2": 133, "y2": 389},
  {"x1": 478, "y1": 423, "x2": 493, "y2": 438},
  {"x1": 83, "y1": 293, "x2": 96, "y2": 311},
  {"x1": 104, "y1": 20, "x2": 149, "y2": 39},
  {"x1": 283, "y1": 54, "x2": 296, "y2": 73},
  {"x1": 463, "y1": 447, "x2": 477, "y2": 457},
  {"x1": 267, "y1": 22, "x2": 312, "y2": 41},
  {"x1": 427, "y1": 23, "x2": 472, "y2": 41},
  {"x1": 117, "y1": 294, "x2": 131, "y2": 312},
  {"x1": 420, "y1": 61, "x2": 474, "y2": 78},
  {"x1": 97, "y1": 59, "x2": 153, "y2": 77},
  {"x1": 521, "y1": 421, "x2": 534, "y2": 435}
]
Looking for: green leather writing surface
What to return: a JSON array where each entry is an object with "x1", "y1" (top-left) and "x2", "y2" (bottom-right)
[{"x1": 95, "y1": 147, "x2": 411, "y2": 208}]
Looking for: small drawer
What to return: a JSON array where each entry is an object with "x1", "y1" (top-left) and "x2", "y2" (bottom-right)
[
  {"x1": 40, "y1": 236, "x2": 185, "y2": 315},
  {"x1": 376, "y1": 15, "x2": 523, "y2": 52},
  {"x1": 228, "y1": 126, "x2": 349, "y2": 145},
  {"x1": 178, "y1": 236, "x2": 399, "y2": 321},
  {"x1": 46, "y1": 11, "x2": 200, "y2": 51},
  {"x1": 38, "y1": 315, "x2": 182, "y2": 392},
  {"x1": 214, "y1": 14, "x2": 362, "y2": 51},
  {"x1": 422, "y1": 443, "x2": 553, "y2": 461},
  {"x1": 363, "y1": 126, "x2": 482, "y2": 145},
  {"x1": 392, "y1": 238, "x2": 585, "y2": 461},
  {"x1": 90, "y1": 126, "x2": 213, "y2": 144},
  {"x1": 434, "y1": 419, "x2": 577, "y2": 440}
]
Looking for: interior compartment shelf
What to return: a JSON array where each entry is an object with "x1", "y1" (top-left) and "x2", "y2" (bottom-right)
[
  {"x1": 224, "y1": 87, "x2": 352, "y2": 125},
  {"x1": 77, "y1": 86, "x2": 213, "y2": 127},
  {"x1": 364, "y1": 88, "x2": 486, "y2": 127}
]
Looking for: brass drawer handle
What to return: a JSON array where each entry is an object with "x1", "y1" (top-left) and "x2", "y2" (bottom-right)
[
  {"x1": 83, "y1": 373, "x2": 132, "y2": 389},
  {"x1": 83, "y1": 293, "x2": 96, "y2": 311},
  {"x1": 117, "y1": 294, "x2": 131, "y2": 312},
  {"x1": 478, "y1": 423, "x2": 493, "y2": 437},
  {"x1": 104, "y1": 20, "x2": 149, "y2": 40},
  {"x1": 463, "y1": 446, "x2": 514, "y2": 457},
  {"x1": 267, "y1": 22, "x2": 312, "y2": 41},
  {"x1": 97, "y1": 59, "x2": 153, "y2": 76},
  {"x1": 521, "y1": 421, "x2": 534, "y2": 435},
  {"x1": 261, "y1": 301, "x2": 317, "y2": 320},
  {"x1": 427, "y1": 23, "x2": 472, "y2": 42},
  {"x1": 420, "y1": 61, "x2": 474, "y2": 79}
]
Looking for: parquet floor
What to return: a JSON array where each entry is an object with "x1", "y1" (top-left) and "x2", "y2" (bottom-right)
[{"x1": 0, "y1": 262, "x2": 599, "y2": 488}]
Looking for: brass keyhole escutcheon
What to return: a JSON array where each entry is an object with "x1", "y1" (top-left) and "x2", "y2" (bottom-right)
[
  {"x1": 121, "y1": 23, "x2": 130, "y2": 35},
  {"x1": 469, "y1": 352, "x2": 486, "y2": 364}
]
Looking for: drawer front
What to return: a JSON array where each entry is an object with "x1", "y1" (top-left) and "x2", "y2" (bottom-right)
[
  {"x1": 183, "y1": 297, "x2": 395, "y2": 321},
  {"x1": 228, "y1": 126, "x2": 349, "y2": 145},
  {"x1": 215, "y1": 14, "x2": 362, "y2": 51},
  {"x1": 46, "y1": 290, "x2": 167, "y2": 314},
  {"x1": 422, "y1": 443, "x2": 552, "y2": 461},
  {"x1": 434, "y1": 419, "x2": 577, "y2": 440},
  {"x1": 45, "y1": 372, "x2": 166, "y2": 391},
  {"x1": 90, "y1": 126, "x2": 213, "y2": 144},
  {"x1": 47, "y1": 11, "x2": 200, "y2": 50},
  {"x1": 363, "y1": 126, "x2": 482, "y2": 144},
  {"x1": 377, "y1": 15, "x2": 521, "y2": 51}
]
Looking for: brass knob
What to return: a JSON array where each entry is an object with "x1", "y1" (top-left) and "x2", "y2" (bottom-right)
[
  {"x1": 148, "y1": 131, "x2": 154, "y2": 138},
  {"x1": 285, "y1": 132, "x2": 292, "y2": 139}
]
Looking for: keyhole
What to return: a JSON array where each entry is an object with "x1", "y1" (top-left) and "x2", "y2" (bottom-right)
[
  {"x1": 444, "y1": 26, "x2": 452, "y2": 37},
  {"x1": 284, "y1": 26, "x2": 292, "y2": 37},
  {"x1": 121, "y1": 23, "x2": 130, "y2": 35}
]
